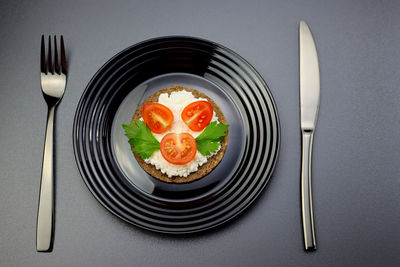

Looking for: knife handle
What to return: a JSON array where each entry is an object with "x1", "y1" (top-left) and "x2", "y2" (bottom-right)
[{"x1": 301, "y1": 129, "x2": 317, "y2": 251}]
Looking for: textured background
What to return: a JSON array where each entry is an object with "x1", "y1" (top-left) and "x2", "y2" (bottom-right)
[{"x1": 1, "y1": 0, "x2": 399, "y2": 266}]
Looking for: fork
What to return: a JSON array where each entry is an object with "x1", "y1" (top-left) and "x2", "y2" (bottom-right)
[{"x1": 37, "y1": 35, "x2": 67, "y2": 252}]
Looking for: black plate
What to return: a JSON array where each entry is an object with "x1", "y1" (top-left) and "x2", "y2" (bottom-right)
[{"x1": 73, "y1": 36, "x2": 280, "y2": 234}]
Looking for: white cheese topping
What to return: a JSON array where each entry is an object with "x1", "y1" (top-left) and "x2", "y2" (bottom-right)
[{"x1": 143, "y1": 90, "x2": 220, "y2": 178}]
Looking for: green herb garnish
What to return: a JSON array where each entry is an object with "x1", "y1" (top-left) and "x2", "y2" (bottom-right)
[
  {"x1": 195, "y1": 121, "x2": 229, "y2": 156},
  {"x1": 122, "y1": 120, "x2": 160, "y2": 159}
]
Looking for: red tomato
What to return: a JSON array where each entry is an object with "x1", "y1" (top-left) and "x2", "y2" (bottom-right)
[
  {"x1": 181, "y1": 101, "x2": 213, "y2": 131},
  {"x1": 142, "y1": 103, "x2": 174, "y2": 134},
  {"x1": 160, "y1": 133, "x2": 197, "y2": 165}
]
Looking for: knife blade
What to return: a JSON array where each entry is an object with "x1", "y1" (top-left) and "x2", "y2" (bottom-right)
[{"x1": 299, "y1": 20, "x2": 320, "y2": 251}]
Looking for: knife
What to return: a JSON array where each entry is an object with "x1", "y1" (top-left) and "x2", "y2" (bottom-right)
[{"x1": 299, "y1": 20, "x2": 320, "y2": 251}]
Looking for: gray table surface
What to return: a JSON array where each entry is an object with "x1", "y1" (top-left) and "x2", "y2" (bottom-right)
[{"x1": 1, "y1": 0, "x2": 399, "y2": 266}]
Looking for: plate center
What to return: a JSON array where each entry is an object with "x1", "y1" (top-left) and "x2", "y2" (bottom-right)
[{"x1": 111, "y1": 72, "x2": 245, "y2": 201}]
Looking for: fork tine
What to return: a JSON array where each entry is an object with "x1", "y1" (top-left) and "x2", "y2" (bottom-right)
[
  {"x1": 41, "y1": 35, "x2": 46, "y2": 73},
  {"x1": 60, "y1": 36, "x2": 67, "y2": 74},
  {"x1": 48, "y1": 36, "x2": 53, "y2": 74},
  {"x1": 54, "y1": 36, "x2": 60, "y2": 74}
]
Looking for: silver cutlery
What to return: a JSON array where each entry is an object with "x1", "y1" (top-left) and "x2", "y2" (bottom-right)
[
  {"x1": 37, "y1": 35, "x2": 67, "y2": 252},
  {"x1": 299, "y1": 21, "x2": 320, "y2": 251}
]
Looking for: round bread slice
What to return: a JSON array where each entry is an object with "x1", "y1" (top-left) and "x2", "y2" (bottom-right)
[{"x1": 131, "y1": 85, "x2": 228, "y2": 183}]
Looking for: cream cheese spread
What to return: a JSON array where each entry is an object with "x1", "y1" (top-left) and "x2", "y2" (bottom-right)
[{"x1": 143, "y1": 90, "x2": 220, "y2": 177}]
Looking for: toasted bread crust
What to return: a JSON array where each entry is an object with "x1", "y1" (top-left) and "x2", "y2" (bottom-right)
[{"x1": 131, "y1": 86, "x2": 228, "y2": 183}]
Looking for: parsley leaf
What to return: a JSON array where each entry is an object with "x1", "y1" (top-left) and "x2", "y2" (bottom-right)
[
  {"x1": 195, "y1": 122, "x2": 229, "y2": 156},
  {"x1": 122, "y1": 120, "x2": 160, "y2": 159}
]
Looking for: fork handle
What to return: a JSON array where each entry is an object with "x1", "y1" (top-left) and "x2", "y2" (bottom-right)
[
  {"x1": 37, "y1": 106, "x2": 55, "y2": 252},
  {"x1": 301, "y1": 130, "x2": 317, "y2": 251}
]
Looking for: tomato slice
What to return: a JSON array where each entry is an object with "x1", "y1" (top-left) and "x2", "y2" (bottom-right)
[
  {"x1": 181, "y1": 101, "x2": 213, "y2": 131},
  {"x1": 142, "y1": 103, "x2": 174, "y2": 134},
  {"x1": 160, "y1": 133, "x2": 197, "y2": 165}
]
